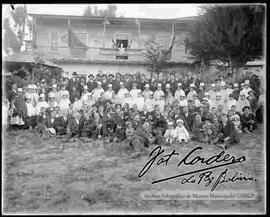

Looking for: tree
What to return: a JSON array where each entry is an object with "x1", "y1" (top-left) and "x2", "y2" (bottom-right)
[
  {"x1": 143, "y1": 35, "x2": 176, "y2": 76},
  {"x1": 83, "y1": 4, "x2": 119, "y2": 17},
  {"x1": 185, "y1": 4, "x2": 265, "y2": 82}
]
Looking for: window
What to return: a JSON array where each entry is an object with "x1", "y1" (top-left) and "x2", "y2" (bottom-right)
[
  {"x1": 115, "y1": 33, "x2": 129, "y2": 49},
  {"x1": 75, "y1": 33, "x2": 88, "y2": 45},
  {"x1": 50, "y1": 31, "x2": 58, "y2": 51}
]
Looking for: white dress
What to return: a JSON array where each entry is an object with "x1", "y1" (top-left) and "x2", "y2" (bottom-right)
[
  {"x1": 26, "y1": 102, "x2": 36, "y2": 116},
  {"x1": 164, "y1": 128, "x2": 176, "y2": 142},
  {"x1": 175, "y1": 126, "x2": 190, "y2": 142}
]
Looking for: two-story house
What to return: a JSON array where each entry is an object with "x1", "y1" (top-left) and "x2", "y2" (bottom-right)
[{"x1": 27, "y1": 14, "x2": 198, "y2": 77}]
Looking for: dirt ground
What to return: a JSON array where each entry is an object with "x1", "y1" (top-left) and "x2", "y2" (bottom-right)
[{"x1": 3, "y1": 125, "x2": 265, "y2": 214}]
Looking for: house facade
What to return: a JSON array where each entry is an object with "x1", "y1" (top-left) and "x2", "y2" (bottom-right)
[{"x1": 27, "y1": 14, "x2": 198, "y2": 77}]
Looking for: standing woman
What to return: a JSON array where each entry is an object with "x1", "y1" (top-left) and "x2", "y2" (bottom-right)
[{"x1": 10, "y1": 88, "x2": 27, "y2": 130}]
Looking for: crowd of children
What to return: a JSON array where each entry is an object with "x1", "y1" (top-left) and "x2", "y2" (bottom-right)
[{"x1": 3, "y1": 70, "x2": 263, "y2": 149}]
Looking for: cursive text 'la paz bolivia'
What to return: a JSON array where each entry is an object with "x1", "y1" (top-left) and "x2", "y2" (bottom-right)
[{"x1": 138, "y1": 145, "x2": 247, "y2": 186}]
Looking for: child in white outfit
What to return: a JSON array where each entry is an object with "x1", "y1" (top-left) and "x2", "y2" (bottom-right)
[
  {"x1": 164, "y1": 122, "x2": 176, "y2": 144},
  {"x1": 175, "y1": 119, "x2": 190, "y2": 142}
]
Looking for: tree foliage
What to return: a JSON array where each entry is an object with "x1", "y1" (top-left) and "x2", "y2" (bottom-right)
[
  {"x1": 83, "y1": 4, "x2": 119, "y2": 17},
  {"x1": 185, "y1": 4, "x2": 265, "y2": 80}
]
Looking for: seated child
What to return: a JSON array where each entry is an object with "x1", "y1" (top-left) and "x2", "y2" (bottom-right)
[
  {"x1": 164, "y1": 121, "x2": 176, "y2": 144},
  {"x1": 231, "y1": 114, "x2": 242, "y2": 134},
  {"x1": 192, "y1": 114, "x2": 205, "y2": 142},
  {"x1": 175, "y1": 119, "x2": 190, "y2": 143},
  {"x1": 241, "y1": 106, "x2": 255, "y2": 133},
  {"x1": 216, "y1": 113, "x2": 240, "y2": 149},
  {"x1": 202, "y1": 119, "x2": 213, "y2": 144},
  {"x1": 125, "y1": 121, "x2": 136, "y2": 146}
]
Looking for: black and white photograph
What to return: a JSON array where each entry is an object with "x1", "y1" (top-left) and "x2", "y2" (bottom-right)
[{"x1": 2, "y1": 3, "x2": 266, "y2": 214}]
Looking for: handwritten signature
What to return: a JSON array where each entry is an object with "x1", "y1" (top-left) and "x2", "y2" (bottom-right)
[{"x1": 139, "y1": 146, "x2": 256, "y2": 191}]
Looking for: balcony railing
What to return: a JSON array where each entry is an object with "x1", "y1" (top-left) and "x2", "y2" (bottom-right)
[{"x1": 36, "y1": 45, "x2": 146, "y2": 62}]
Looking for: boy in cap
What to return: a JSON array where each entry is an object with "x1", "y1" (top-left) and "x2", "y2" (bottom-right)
[{"x1": 241, "y1": 106, "x2": 255, "y2": 133}]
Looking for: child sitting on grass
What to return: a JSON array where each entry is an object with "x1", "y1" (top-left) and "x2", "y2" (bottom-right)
[
  {"x1": 125, "y1": 121, "x2": 136, "y2": 146},
  {"x1": 202, "y1": 119, "x2": 214, "y2": 144},
  {"x1": 192, "y1": 114, "x2": 204, "y2": 142},
  {"x1": 164, "y1": 121, "x2": 176, "y2": 145},
  {"x1": 241, "y1": 106, "x2": 256, "y2": 133},
  {"x1": 175, "y1": 119, "x2": 190, "y2": 143}
]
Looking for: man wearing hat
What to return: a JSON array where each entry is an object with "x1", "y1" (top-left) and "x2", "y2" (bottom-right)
[
  {"x1": 186, "y1": 83, "x2": 197, "y2": 101},
  {"x1": 87, "y1": 74, "x2": 97, "y2": 93},
  {"x1": 67, "y1": 71, "x2": 79, "y2": 96},
  {"x1": 174, "y1": 83, "x2": 186, "y2": 101}
]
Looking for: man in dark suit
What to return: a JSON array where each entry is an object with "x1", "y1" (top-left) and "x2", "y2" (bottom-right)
[
  {"x1": 67, "y1": 71, "x2": 79, "y2": 99},
  {"x1": 87, "y1": 74, "x2": 97, "y2": 93}
]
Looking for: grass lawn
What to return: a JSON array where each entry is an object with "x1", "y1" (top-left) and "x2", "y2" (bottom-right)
[{"x1": 2, "y1": 124, "x2": 265, "y2": 214}]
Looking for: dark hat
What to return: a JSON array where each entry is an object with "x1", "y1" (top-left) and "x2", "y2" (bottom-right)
[
  {"x1": 88, "y1": 74, "x2": 94, "y2": 78},
  {"x1": 242, "y1": 106, "x2": 251, "y2": 112},
  {"x1": 108, "y1": 74, "x2": 114, "y2": 77},
  {"x1": 72, "y1": 71, "x2": 77, "y2": 76}
]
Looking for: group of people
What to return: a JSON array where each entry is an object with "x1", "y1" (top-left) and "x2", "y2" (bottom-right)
[{"x1": 3, "y1": 70, "x2": 264, "y2": 150}]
